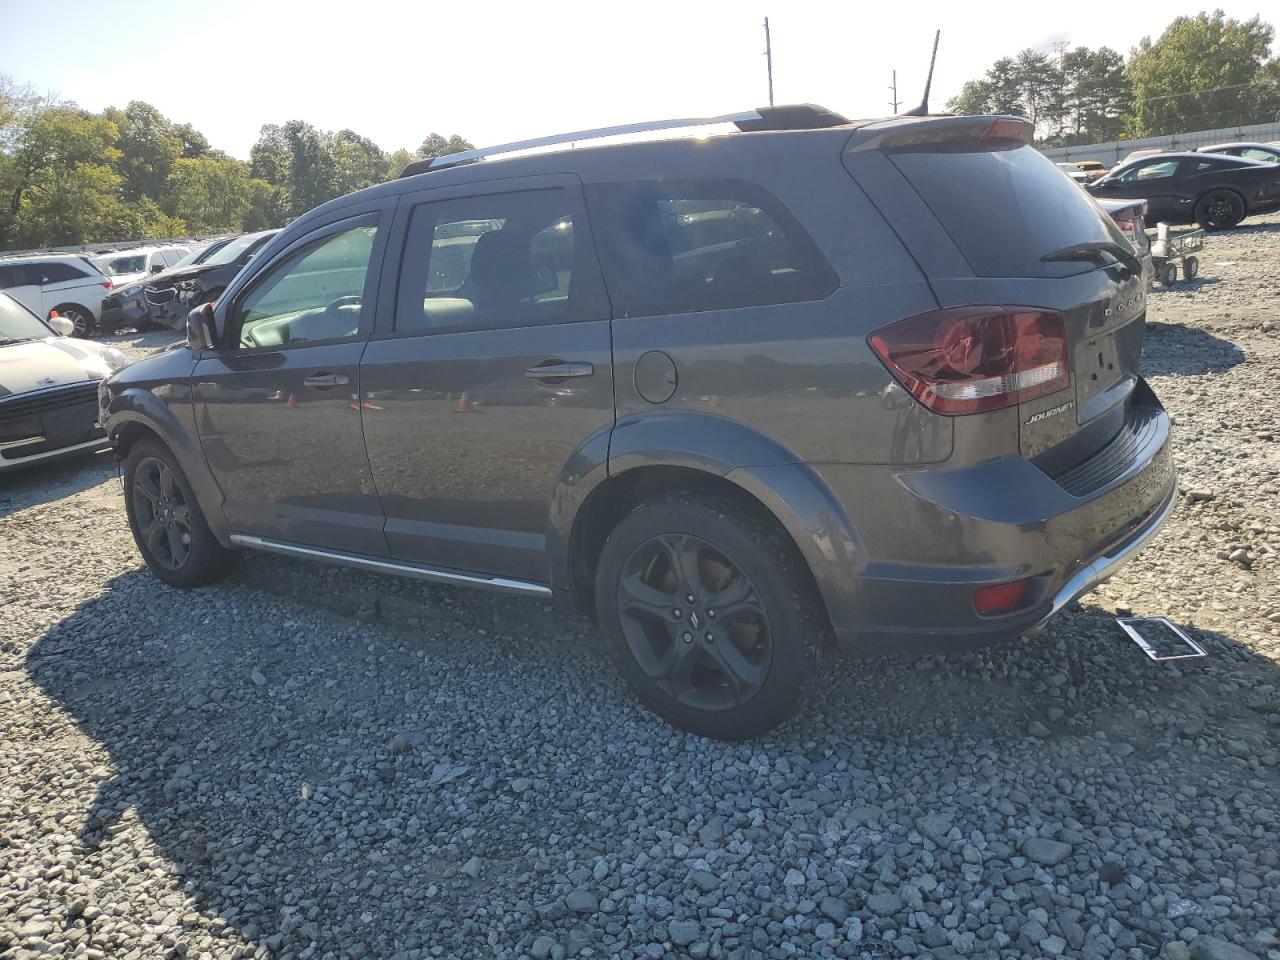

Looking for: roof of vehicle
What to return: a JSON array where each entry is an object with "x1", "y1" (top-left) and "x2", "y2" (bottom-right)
[
  {"x1": 1109, "y1": 151, "x2": 1266, "y2": 172},
  {"x1": 0, "y1": 251, "x2": 105, "y2": 266},
  {"x1": 1196, "y1": 141, "x2": 1279, "y2": 152}
]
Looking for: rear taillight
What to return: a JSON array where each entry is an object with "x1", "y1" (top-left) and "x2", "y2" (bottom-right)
[
  {"x1": 1111, "y1": 217, "x2": 1137, "y2": 243},
  {"x1": 974, "y1": 578, "x2": 1033, "y2": 615},
  {"x1": 102, "y1": 279, "x2": 112, "y2": 290},
  {"x1": 868, "y1": 306, "x2": 1070, "y2": 415}
]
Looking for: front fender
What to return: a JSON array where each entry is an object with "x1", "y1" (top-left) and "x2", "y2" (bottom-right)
[{"x1": 104, "y1": 383, "x2": 231, "y2": 546}]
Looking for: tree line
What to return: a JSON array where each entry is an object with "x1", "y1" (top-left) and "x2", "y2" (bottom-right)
[
  {"x1": 0, "y1": 78, "x2": 471, "y2": 251},
  {"x1": 947, "y1": 11, "x2": 1280, "y2": 145}
]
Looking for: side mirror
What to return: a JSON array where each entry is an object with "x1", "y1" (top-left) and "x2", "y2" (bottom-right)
[
  {"x1": 48, "y1": 315, "x2": 74, "y2": 337},
  {"x1": 187, "y1": 302, "x2": 218, "y2": 351},
  {"x1": 151, "y1": 263, "x2": 164, "y2": 274}
]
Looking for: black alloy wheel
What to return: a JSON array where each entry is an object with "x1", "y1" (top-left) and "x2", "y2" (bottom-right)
[
  {"x1": 131, "y1": 455, "x2": 193, "y2": 570},
  {"x1": 617, "y1": 532, "x2": 773, "y2": 712}
]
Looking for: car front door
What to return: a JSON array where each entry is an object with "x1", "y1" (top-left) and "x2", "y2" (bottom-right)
[
  {"x1": 1097, "y1": 158, "x2": 1182, "y2": 221},
  {"x1": 191, "y1": 210, "x2": 391, "y2": 555},
  {"x1": 360, "y1": 175, "x2": 614, "y2": 583}
]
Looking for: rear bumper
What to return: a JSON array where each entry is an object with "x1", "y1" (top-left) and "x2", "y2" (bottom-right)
[{"x1": 819, "y1": 386, "x2": 1176, "y2": 654}]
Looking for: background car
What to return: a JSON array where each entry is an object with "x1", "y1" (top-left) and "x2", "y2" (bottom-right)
[
  {"x1": 100, "y1": 238, "x2": 232, "y2": 333},
  {"x1": 93, "y1": 245, "x2": 191, "y2": 289},
  {"x1": 0, "y1": 254, "x2": 113, "y2": 337},
  {"x1": 0, "y1": 292, "x2": 129, "y2": 472},
  {"x1": 1087, "y1": 152, "x2": 1280, "y2": 229},
  {"x1": 1056, "y1": 162, "x2": 1090, "y2": 184},
  {"x1": 145, "y1": 230, "x2": 278, "y2": 329},
  {"x1": 1196, "y1": 141, "x2": 1280, "y2": 163},
  {"x1": 1073, "y1": 159, "x2": 1108, "y2": 182}
]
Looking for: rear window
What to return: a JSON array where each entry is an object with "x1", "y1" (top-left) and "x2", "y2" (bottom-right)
[
  {"x1": 887, "y1": 144, "x2": 1124, "y2": 278},
  {"x1": 585, "y1": 178, "x2": 838, "y2": 318}
]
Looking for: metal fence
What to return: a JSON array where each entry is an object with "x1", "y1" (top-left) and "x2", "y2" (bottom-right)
[
  {"x1": 1041, "y1": 122, "x2": 1280, "y2": 166},
  {"x1": 0, "y1": 235, "x2": 234, "y2": 259}
]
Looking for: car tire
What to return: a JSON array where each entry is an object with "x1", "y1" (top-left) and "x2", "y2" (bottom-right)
[
  {"x1": 52, "y1": 304, "x2": 95, "y2": 338},
  {"x1": 123, "y1": 440, "x2": 237, "y2": 587},
  {"x1": 1194, "y1": 189, "x2": 1245, "y2": 230},
  {"x1": 594, "y1": 492, "x2": 821, "y2": 740}
]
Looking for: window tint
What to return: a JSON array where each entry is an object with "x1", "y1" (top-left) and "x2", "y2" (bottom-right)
[
  {"x1": 396, "y1": 188, "x2": 596, "y2": 333},
  {"x1": 586, "y1": 179, "x2": 837, "y2": 318},
  {"x1": 0, "y1": 265, "x2": 35, "y2": 288},
  {"x1": 40, "y1": 263, "x2": 90, "y2": 283},
  {"x1": 1117, "y1": 159, "x2": 1180, "y2": 182},
  {"x1": 234, "y1": 223, "x2": 377, "y2": 350},
  {"x1": 886, "y1": 144, "x2": 1124, "y2": 279},
  {"x1": 1242, "y1": 148, "x2": 1278, "y2": 162}
]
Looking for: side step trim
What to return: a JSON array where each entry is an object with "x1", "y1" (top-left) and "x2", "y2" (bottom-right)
[{"x1": 229, "y1": 534, "x2": 554, "y2": 598}]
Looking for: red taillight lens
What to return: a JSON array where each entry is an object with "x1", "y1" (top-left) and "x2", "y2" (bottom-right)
[
  {"x1": 1111, "y1": 217, "x2": 1137, "y2": 242},
  {"x1": 102, "y1": 279, "x2": 112, "y2": 290},
  {"x1": 974, "y1": 578, "x2": 1032, "y2": 615},
  {"x1": 868, "y1": 306, "x2": 1070, "y2": 415}
]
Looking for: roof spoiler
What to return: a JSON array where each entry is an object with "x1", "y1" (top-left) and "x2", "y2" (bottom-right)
[{"x1": 844, "y1": 115, "x2": 1034, "y2": 152}]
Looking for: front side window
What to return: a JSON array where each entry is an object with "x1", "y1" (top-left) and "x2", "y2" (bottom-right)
[
  {"x1": 585, "y1": 178, "x2": 837, "y2": 318},
  {"x1": 396, "y1": 188, "x2": 593, "y2": 333},
  {"x1": 1117, "y1": 160, "x2": 1179, "y2": 182},
  {"x1": 233, "y1": 223, "x2": 377, "y2": 349}
]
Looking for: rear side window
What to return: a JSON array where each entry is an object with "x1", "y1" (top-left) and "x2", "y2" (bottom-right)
[
  {"x1": 40, "y1": 263, "x2": 90, "y2": 283},
  {"x1": 395, "y1": 187, "x2": 603, "y2": 334},
  {"x1": 886, "y1": 144, "x2": 1126, "y2": 278},
  {"x1": 0, "y1": 265, "x2": 33, "y2": 288},
  {"x1": 585, "y1": 178, "x2": 838, "y2": 319}
]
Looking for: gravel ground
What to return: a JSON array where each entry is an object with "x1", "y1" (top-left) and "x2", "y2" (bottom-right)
[{"x1": 3, "y1": 218, "x2": 1280, "y2": 960}]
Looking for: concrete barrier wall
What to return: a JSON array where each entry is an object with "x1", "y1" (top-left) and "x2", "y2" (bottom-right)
[{"x1": 1041, "y1": 122, "x2": 1280, "y2": 166}]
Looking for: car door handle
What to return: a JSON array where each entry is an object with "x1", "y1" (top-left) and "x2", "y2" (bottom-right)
[
  {"x1": 303, "y1": 373, "x2": 350, "y2": 389},
  {"x1": 525, "y1": 361, "x2": 594, "y2": 380}
]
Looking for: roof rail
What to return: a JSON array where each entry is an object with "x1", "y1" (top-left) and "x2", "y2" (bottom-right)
[{"x1": 399, "y1": 104, "x2": 850, "y2": 178}]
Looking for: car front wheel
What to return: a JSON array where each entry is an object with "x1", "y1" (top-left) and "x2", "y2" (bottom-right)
[
  {"x1": 124, "y1": 440, "x2": 237, "y2": 587},
  {"x1": 594, "y1": 493, "x2": 820, "y2": 740}
]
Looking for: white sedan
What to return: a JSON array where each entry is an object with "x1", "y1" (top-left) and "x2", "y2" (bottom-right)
[{"x1": 0, "y1": 292, "x2": 130, "y2": 472}]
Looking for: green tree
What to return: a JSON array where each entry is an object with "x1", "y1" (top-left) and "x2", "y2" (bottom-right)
[
  {"x1": 165, "y1": 155, "x2": 272, "y2": 234},
  {"x1": 1127, "y1": 12, "x2": 1279, "y2": 135},
  {"x1": 415, "y1": 132, "x2": 474, "y2": 161},
  {"x1": 104, "y1": 101, "x2": 181, "y2": 202},
  {"x1": 332, "y1": 129, "x2": 389, "y2": 195},
  {"x1": 386, "y1": 147, "x2": 416, "y2": 179}
]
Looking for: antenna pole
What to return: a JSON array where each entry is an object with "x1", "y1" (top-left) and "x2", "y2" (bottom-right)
[
  {"x1": 763, "y1": 18, "x2": 775, "y2": 107},
  {"x1": 903, "y1": 29, "x2": 940, "y2": 117},
  {"x1": 889, "y1": 69, "x2": 900, "y2": 114}
]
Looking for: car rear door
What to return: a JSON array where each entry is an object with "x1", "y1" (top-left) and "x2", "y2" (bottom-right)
[
  {"x1": 0, "y1": 264, "x2": 41, "y2": 316},
  {"x1": 360, "y1": 174, "x2": 614, "y2": 583},
  {"x1": 192, "y1": 209, "x2": 392, "y2": 555}
]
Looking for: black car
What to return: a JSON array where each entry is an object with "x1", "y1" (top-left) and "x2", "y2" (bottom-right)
[
  {"x1": 100, "y1": 238, "x2": 235, "y2": 333},
  {"x1": 143, "y1": 230, "x2": 278, "y2": 329},
  {"x1": 1087, "y1": 152, "x2": 1280, "y2": 229}
]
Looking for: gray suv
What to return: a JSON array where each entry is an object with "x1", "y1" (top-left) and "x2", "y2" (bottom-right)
[{"x1": 100, "y1": 107, "x2": 1175, "y2": 739}]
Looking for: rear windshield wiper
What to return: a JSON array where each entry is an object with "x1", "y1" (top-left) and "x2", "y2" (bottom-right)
[{"x1": 1042, "y1": 241, "x2": 1141, "y2": 276}]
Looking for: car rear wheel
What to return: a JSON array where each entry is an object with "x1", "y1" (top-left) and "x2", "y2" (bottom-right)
[
  {"x1": 124, "y1": 440, "x2": 237, "y2": 587},
  {"x1": 594, "y1": 493, "x2": 819, "y2": 740},
  {"x1": 1194, "y1": 190, "x2": 1245, "y2": 230},
  {"x1": 52, "y1": 305, "x2": 94, "y2": 338}
]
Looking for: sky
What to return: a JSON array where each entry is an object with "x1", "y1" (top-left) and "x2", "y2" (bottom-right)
[{"x1": 0, "y1": 0, "x2": 1273, "y2": 160}]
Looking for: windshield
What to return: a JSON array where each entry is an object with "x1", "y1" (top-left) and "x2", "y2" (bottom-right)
[
  {"x1": 95, "y1": 254, "x2": 147, "y2": 276},
  {"x1": 174, "y1": 240, "x2": 226, "y2": 269},
  {"x1": 203, "y1": 232, "x2": 271, "y2": 267},
  {"x1": 0, "y1": 293, "x2": 52, "y2": 342}
]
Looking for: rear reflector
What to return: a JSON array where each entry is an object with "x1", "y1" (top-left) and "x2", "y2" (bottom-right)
[
  {"x1": 974, "y1": 578, "x2": 1032, "y2": 615},
  {"x1": 868, "y1": 306, "x2": 1070, "y2": 415}
]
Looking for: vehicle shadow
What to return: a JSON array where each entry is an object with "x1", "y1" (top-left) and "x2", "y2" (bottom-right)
[
  {"x1": 1141, "y1": 320, "x2": 1245, "y2": 376},
  {"x1": 0, "y1": 450, "x2": 116, "y2": 519},
  {"x1": 25, "y1": 561, "x2": 1280, "y2": 956}
]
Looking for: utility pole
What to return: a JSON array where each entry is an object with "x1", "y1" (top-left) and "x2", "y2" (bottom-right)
[
  {"x1": 1052, "y1": 39, "x2": 1069, "y2": 67},
  {"x1": 889, "y1": 70, "x2": 900, "y2": 114},
  {"x1": 763, "y1": 18, "x2": 774, "y2": 107}
]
